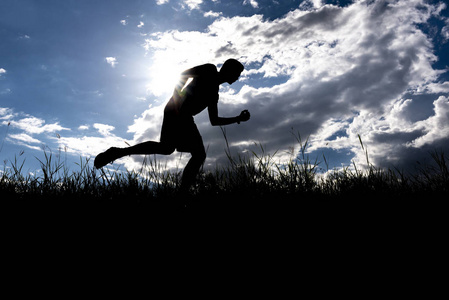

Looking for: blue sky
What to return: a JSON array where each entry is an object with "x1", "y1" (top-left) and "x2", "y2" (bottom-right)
[{"x1": 1, "y1": 0, "x2": 448, "y2": 175}]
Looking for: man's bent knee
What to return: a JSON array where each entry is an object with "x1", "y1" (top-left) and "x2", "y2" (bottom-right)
[
  {"x1": 160, "y1": 144, "x2": 175, "y2": 155},
  {"x1": 192, "y1": 148, "x2": 206, "y2": 162}
]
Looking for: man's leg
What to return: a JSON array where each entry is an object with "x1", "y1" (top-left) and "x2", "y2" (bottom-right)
[
  {"x1": 179, "y1": 147, "x2": 207, "y2": 193},
  {"x1": 120, "y1": 141, "x2": 174, "y2": 156},
  {"x1": 94, "y1": 141, "x2": 174, "y2": 169},
  {"x1": 95, "y1": 107, "x2": 176, "y2": 169},
  {"x1": 175, "y1": 116, "x2": 206, "y2": 193}
]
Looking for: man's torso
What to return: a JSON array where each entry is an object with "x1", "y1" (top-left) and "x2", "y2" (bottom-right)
[{"x1": 179, "y1": 63, "x2": 219, "y2": 116}]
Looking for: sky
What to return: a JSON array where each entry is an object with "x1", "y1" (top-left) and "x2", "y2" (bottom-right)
[{"x1": 1, "y1": 0, "x2": 448, "y2": 176}]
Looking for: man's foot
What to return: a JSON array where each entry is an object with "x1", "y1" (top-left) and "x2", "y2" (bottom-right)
[{"x1": 94, "y1": 147, "x2": 121, "y2": 169}]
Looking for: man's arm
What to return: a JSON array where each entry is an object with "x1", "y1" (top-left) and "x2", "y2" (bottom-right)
[{"x1": 208, "y1": 102, "x2": 250, "y2": 126}]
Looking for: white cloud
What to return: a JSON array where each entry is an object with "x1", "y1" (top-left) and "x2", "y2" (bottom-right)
[
  {"x1": 332, "y1": 95, "x2": 449, "y2": 170},
  {"x1": 0, "y1": 68, "x2": 6, "y2": 76},
  {"x1": 0, "y1": 108, "x2": 139, "y2": 168},
  {"x1": 137, "y1": 21, "x2": 144, "y2": 28},
  {"x1": 5, "y1": 139, "x2": 42, "y2": 152},
  {"x1": 204, "y1": 11, "x2": 222, "y2": 18},
  {"x1": 156, "y1": 0, "x2": 169, "y2": 4},
  {"x1": 7, "y1": 116, "x2": 69, "y2": 135},
  {"x1": 0, "y1": 107, "x2": 15, "y2": 120},
  {"x1": 0, "y1": 108, "x2": 72, "y2": 153},
  {"x1": 137, "y1": 1, "x2": 449, "y2": 172},
  {"x1": 182, "y1": 0, "x2": 203, "y2": 10},
  {"x1": 8, "y1": 133, "x2": 42, "y2": 145},
  {"x1": 243, "y1": 0, "x2": 258, "y2": 8},
  {"x1": 93, "y1": 123, "x2": 116, "y2": 136},
  {"x1": 442, "y1": 19, "x2": 449, "y2": 42},
  {"x1": 311, "y1": 0, "x2": 323, "y2": 8},
  {"x1": 408, "y1": 96, "x2": 449, "y2": 148},
  {"x1": 120, "y1": 20, "x2": 127, "y2": 25},
  {"x1": 421, "y1": 81, "x2": 449, "y2": 94},
  {"x1": 127, "y1": 104, "x2": 164, "y2": 144},
  {"x1": 55, "y1": 123, "x2": 131, "y2": 160},
  {"x1": 56, "y1": 133, "x2": 130, "y2": 159},
  {"x1": 105, "y1": 57, "x2": 118, "y2": 68},
  {"x1": 0, "y1": 88, "x2": 11, "y2": 95}
]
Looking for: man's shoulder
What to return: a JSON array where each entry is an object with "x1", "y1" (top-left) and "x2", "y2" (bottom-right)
[{"x1": 195, "y1": 63, "x2": 217, "y2": 74}]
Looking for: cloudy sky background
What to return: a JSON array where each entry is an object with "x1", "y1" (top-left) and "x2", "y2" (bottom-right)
[{"x1": 1, "y1": 0, "x2": 448, "y2": 175}]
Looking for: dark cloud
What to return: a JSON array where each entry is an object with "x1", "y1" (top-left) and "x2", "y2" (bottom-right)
[
  {"x1": 215, "y1": 42, "x2": 238, "y2": 58},
  {"x1": 263, "y1": 5, "x2": 345, "y2": 39},
  {"x1": 372, "y1": 130, "x2": 425, "y2": 144}
]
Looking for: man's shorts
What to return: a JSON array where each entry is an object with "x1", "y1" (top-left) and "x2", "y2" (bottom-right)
[{"x1": 160, "y1": 100, "x2": 204, "y2": 153}]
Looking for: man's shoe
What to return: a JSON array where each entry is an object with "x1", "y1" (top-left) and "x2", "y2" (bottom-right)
[{"x1": 94, "y1": 147, "x2": 121, "y2": 169}]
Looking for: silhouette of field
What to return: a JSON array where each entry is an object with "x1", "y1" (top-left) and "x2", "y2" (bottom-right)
[{"x1": 2, "y1": 135, "x2": 447, "y2": 214}]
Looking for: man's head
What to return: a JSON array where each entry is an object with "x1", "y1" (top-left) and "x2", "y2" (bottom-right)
[{"x1": 220, "y1": 59, "x2": 244, "y2": 84}]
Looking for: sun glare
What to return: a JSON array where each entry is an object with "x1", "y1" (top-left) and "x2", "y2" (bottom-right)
[{"x1": 147, "y1": 60, "x2": 184, "y2": 99}]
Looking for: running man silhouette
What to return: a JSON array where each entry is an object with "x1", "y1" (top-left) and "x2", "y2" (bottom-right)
[{"x1": 94, "y1": 58, "x2": 250, "y2": 192}]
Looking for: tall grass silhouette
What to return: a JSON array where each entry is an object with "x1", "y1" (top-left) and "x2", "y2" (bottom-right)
[{"x1": 1, "y1": 129, "x2": 447, "y2": 209}]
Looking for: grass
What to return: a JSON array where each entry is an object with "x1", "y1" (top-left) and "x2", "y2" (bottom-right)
[{"x1": 1, "y1": 131, "x2": 447, "y2": 211}]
